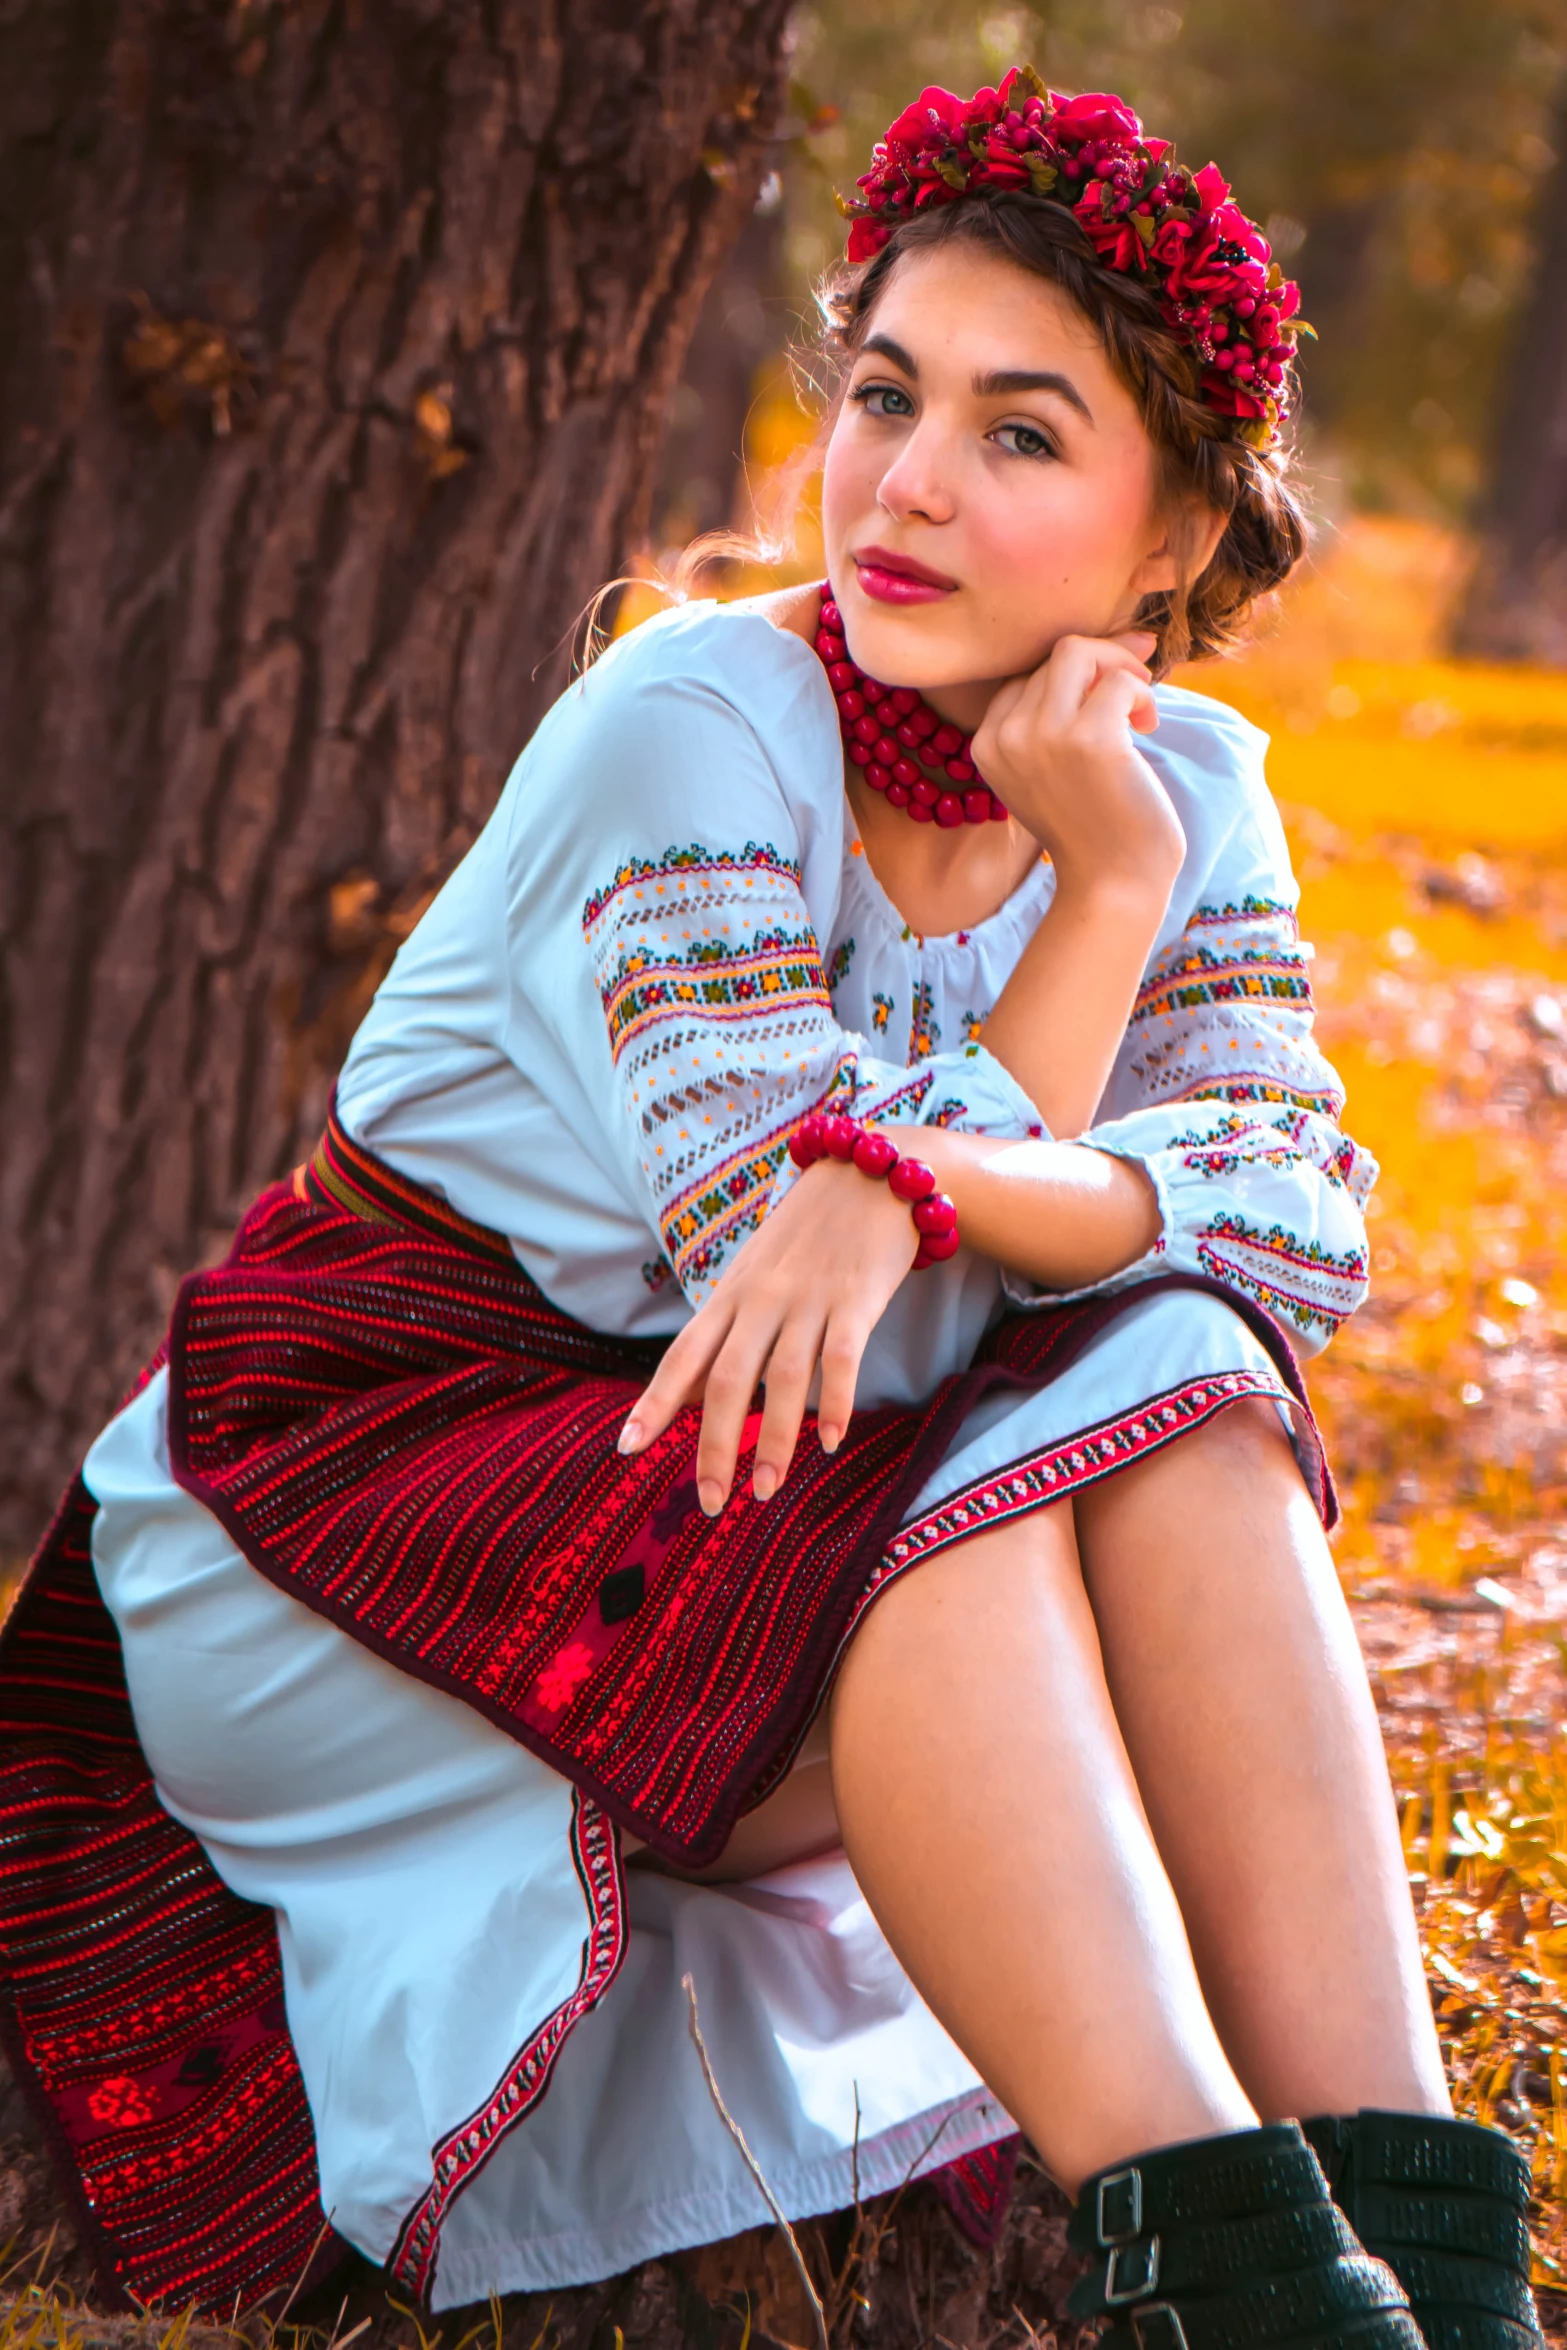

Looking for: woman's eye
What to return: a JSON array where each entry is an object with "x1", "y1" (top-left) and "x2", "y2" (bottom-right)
[
  {"x1": 851, "y1": 382, "x2": 916, "y2": 420},
  {"x1": 992, "y1": 422, "x2": 1057, "y2": 460}
]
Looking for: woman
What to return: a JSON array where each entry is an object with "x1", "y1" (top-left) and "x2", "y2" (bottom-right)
[{"x1": 1, "y1": 67, "x2": 1540, "y2": 2350}]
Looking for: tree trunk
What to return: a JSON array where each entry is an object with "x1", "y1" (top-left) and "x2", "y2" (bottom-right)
[
  {"x1": 652, "y1": 195, "x2": 787, "y2": 547},
  {"x1": 1453, "y1": 78, "x2": 1567, "y2": 662},
  {"x1": 0, "y1": 0, "x2": 791, "y2": 1553}
]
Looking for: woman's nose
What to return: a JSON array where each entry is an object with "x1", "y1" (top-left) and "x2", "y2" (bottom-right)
[{"x1": 876, "y1": 426, "x2": 957, "y2": 526}]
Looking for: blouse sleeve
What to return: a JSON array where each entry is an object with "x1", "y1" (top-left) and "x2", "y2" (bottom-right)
[
  {"x1": 1005, "y1": 720, "x2": 1376, "y2": 1357},
  {"x1": 571, "y1": 631, "x2": 1044, "y2": 1307}
]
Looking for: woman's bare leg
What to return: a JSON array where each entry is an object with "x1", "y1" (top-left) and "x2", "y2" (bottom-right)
[
  {"x1": 827, "y1": 1498, "x2": 1256, "y2": 2194},
  {"x1": 1072, "y1": 1397, "x2": 1449, "y2": 2123}
]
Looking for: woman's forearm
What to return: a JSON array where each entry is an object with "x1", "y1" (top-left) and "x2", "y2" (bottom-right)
[
  {"x1": 979, "y1": 873, "x2": 1171, "y2": 1138},
  {"x1": 910, "y1": 1131, "x2": 1162, "y2": 1293}
]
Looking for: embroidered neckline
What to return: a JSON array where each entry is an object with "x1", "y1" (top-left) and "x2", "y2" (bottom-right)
[{"x1": 839, "y1": 825, "x2": 1057, "y2": 959}]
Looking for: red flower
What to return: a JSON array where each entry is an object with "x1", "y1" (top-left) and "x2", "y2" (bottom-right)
[
  {"x1": 1200, "y1": 375, "x2": 1269, "y2": 419},
  {"x1": 1163, "y1": 216, "x2": 1258, "y2": 304},
  {"x1": 1191, "y1": 161, "x2": 1231, "y2": 214},
  {"x1": 1212, "y1": 200, "x2": 1268, "y2": 257},
  {"x1": 884, "y1": 85, "x2": 970, "y2": 151},
  {"x1": 1151, "y1": 216, "x2": 1192, "y2": 266},
  {"x1": 1052, "y1": 91, "x2": 1144, "y2": 143},
  {"x1": 977, "y1": 154, "x2": 1033, "y2": 188},
  {"x1": 1073, "y1": 196, "x2": 1146, "y2": 272},
  {"x1": 846, "y1": 219, "x2": 892, "y2": 264}
]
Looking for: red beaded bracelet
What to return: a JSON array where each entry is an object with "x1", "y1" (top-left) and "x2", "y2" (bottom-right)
[{"x1": 788, "y1": 1112, "x2": 961, "y2": 1270}]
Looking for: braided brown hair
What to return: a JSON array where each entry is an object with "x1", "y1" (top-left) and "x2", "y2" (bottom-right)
[{"x1": 820, "y1": 193, "x2": 1308, "y2": 674}]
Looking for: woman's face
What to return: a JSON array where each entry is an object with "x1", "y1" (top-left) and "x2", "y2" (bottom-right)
[{"x1": 820, "y1": 241, "x2": 1184, "y2": 707}]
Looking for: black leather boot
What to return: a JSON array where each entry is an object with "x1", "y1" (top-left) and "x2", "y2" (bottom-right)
[
  {"x1": 1069, "y1": 2121, "x2": 1424, "y2": 2349},
  {"x1": 1303, "y1": 2111, "x2": 1543, "y2": 2350}
]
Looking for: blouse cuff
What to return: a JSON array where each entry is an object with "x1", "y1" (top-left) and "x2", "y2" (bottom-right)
[
  {"x1": 998, "y1": 1143, "x2": 1171, "y2": 1312},
  {"x1": 908, "y1": 1042, "x2": 1050, "y2": 1141}
]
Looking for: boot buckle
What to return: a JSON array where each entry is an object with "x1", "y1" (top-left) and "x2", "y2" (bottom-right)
[
  {"x1": 1130, "y1": 2305, "x2": 1188, "y2": 2350},
  {"x1": 1106, "y1": 2237, "x2": 1161, "y2": 2303},
  {"x1": 1096, "y1": 2166, "x2": 1143, "y2": 2245}
]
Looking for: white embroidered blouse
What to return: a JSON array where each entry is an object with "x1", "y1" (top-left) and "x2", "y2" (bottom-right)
[{"x1": 337, "y1": 599, "x2": 1374, "y2": 1406}]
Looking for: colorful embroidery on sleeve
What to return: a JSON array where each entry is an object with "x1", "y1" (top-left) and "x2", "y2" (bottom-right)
[
  {"x1": 584, "y1": 844, "x2": 992, "y2": 1298},
  {"x1": 1195, "y1": 1212, "x2": 1369, "y2": 1340},
  {"x1": 1083, "y1": 887, "x2": 1378, "y2": 1350},
  {"x1": 585, "y1": 843, "x2": 854, "y2": 1293},
  {"x1": 1121, "y1": 899, "x2": 1343, "y2": 1123},
  {"x1": 1186, "y1": 894, "x2": 1298, "y2": 931},
  {"x1": 1132, "y1": 935, "x2": 1311, "y2": 1024},
  {"x1": 581, "y1": 841, "x2": 800, "y2": 929},
  {"x1": 598, "y1": 924, "x2": 828, "y2": 1062}
]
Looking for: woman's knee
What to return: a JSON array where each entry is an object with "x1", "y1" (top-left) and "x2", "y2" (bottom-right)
[{"x1": 1077, "y1": 1395, "x2": 1307, "y2": 1542}]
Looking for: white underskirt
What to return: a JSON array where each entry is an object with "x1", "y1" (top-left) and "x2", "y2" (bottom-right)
[{"x1": 83, "y1": 1289, "x2": 1295, "y2": 2307}]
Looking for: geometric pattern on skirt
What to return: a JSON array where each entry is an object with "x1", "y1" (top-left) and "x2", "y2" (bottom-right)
[{"x1": 0, "y1": 1111, "x2": 1324, "y2": 2313}]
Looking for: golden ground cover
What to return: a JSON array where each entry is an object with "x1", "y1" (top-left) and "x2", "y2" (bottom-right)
[{"x1": 1185, "y1": 520, "x2": 1567, "y2": 2287}]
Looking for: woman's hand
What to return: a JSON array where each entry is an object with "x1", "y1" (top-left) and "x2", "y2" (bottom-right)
[
  {"x1": 617, "y1": 1158, "x2": 921, "y2": 1516},
  {"x1": 973, "y1": 629, "x2": 1186, "y2": 897},
  {"x1": 975, "y1": 630, "x2": 1187, "y2": 1137}
]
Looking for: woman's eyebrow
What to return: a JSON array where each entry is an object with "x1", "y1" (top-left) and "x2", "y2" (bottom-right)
[
  {"x1": 860, "y1": 331, "x2": 918, "y2": 375},
  {"x1": 974, "y1": 367, "x2": 1094, "y2": 422}
]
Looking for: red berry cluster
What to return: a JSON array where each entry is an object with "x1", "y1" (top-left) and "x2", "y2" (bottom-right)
[
  {"x1": 788, "y1": 1111, "x2": 961, "y2": 1269},
  {"x1": 816, "y1": 593, "x2": 1008, "y2": 828}
]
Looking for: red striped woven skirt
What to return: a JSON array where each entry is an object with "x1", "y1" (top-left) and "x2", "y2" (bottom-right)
[{"x1": 0, "y1": 1114, "x2": 1321, "y2": 2313}]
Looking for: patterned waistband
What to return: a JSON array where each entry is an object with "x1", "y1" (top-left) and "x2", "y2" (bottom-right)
[{"x1": 298, "y1": 1109, "x2": 519, "y2": 1268}]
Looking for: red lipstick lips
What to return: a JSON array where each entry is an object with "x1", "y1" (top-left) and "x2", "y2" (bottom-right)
[{"x1": 852, "y1": 545, "x2": 958, "y2": 605}]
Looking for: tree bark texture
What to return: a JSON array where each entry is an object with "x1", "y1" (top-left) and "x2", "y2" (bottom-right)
[
  {"x1": 1453, "y1": 78, "x2": 1567, "y2": 662},
  {"x1": 653, "y1": 196, "x2": 787, "y2": 545},
  {"x1": 0, "y1": 0, "x2": 793, "y2": 1551}
]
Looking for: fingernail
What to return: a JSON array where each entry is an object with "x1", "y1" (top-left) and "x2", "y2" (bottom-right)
[
  {"x1": 699, "y1": 1479, "x2": 724, "y2": 1518},
  {"x1": 752, "y1": 1464, "x2": 777, "y2": 1502},
  {"x1": 819, "y1": 1424, "x2": 841, "y2": 1456},
  {"x1": 617, "y1": 1420, "x2": 643, "y2": 1455}
]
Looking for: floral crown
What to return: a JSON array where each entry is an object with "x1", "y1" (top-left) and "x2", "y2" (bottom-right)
[{"x1": 839, "y1": 64, "x2": 1309, "y2": 451}]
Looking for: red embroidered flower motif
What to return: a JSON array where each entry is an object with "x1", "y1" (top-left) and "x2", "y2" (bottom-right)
[
  {"x1": 840, "y1": 63, "x2": 1308, "y2": 449},
  {"x1": 532, "y1": 1640, "x2": 597, "y2": 1715},
  {"x1": 88, "y1": 2074, "x2": 158, "y2": 2128}
]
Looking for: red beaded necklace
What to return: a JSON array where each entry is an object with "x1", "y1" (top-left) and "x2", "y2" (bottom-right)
[{"x1": 814, "y1": 586, "x2": 1008, "y2": 828}]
